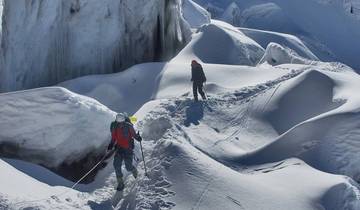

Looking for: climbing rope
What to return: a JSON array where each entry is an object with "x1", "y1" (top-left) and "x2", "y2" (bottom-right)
[{"x1": 11, "y1": 150, "x2": 113, "y2": 209}]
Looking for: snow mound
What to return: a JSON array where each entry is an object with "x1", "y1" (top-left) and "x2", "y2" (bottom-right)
[
  {"x1": 238, "y1": 70, "x2": 360, "y2": 182},
  {"x1": 240, "y1": 28, "x2": 319, "y2": 60},
  {"x1": 264, "y1": 70, "x2": 340, "y2": 133},
  {"x1": 59, "y1": 63, "x2": 166, "y2": 114},
  {"x1": 258, "y1": 42, "x2": 314, "y2": 66},
  {"x1": 183, "y1": 20, "x2": 265, "y2": 65},
  {"x1": 322, "y1": 180, "x2": 360, "y2": 210},
  {"x1": 0, "y1": 87, "x2": 114, "y2": 182},
  {"x1": 182, "y1": 0, "x2": 211, "y2": 28}
]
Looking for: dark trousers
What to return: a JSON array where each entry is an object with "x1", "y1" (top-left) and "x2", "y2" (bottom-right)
[
  {"x1": 113, "y1": 148, "x2": 135, "y2": 178},
  {"x1": 193, "y1": 82, "x2": 206, "y2": 100}
]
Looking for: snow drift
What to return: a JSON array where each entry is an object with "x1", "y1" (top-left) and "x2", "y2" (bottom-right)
[
  {"x1": 0, "y1": 0, "x2": 190, "y2": 92},
  {"x1": 0, "y1": 87, "x2": 115, "y2": 182}
]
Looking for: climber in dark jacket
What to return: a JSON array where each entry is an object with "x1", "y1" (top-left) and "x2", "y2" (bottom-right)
[{"x1": 191, "y1": 60, "x2": 207, "y2": 101}]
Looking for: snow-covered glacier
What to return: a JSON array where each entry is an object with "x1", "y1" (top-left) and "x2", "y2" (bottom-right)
[
  {"x1": 0, "y1": 0, "x2": 191, "y2": 92},
  {"x1": 194, "y1": 0, "x2": 360, "y2": 71}
]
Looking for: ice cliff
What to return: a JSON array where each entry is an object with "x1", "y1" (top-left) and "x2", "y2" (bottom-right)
[{"x1": 0, "y1": 0, "x2": 191, "y2": 92}]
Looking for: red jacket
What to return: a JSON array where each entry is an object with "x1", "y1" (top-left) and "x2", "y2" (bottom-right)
[{"x1": 111, "y1": 121, "x2": 136, "y2": 149}]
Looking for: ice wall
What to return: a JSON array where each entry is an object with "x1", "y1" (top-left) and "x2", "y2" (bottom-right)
[
  {"x1": 0, "y1": 0, "x2": 3, "y2": 39},
  {"x1": 0, "y1": 0, "x2": 191, "y2": 92}
]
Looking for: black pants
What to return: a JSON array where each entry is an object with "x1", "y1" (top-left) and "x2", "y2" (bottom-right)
[
  {"x1": 193, "y1": 82, "x2": 206, "y2": 100},
  {"x1": 113, "y1": 148, "x2": 135, "y2": 178}
]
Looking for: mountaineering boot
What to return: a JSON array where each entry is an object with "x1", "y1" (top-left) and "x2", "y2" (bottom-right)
[
  {"x1": 116, "y1": 176, "x2": 125, "y2": 191},
  {"x1": 201, "y1": 93, "x2": 206, "y2": 100},
  {"x1": 132, "y1": 168, "x2": 138, "y2": 179}
]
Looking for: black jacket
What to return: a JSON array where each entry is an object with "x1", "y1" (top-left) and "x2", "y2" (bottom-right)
[{"x1": 191, "y1": 63, "x2": 206, "y2": 83}]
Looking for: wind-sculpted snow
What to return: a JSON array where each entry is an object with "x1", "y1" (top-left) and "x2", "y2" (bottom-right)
[
  {"x1": 128, "y1": 69, "x2": 360, "y2": 209},
  {"x1": 1, "y1": 65, "x2": 360, "y2": 209},
  {"x1": 0, "y1": 0, "x2": 190, "y2": 92},
  {"x1": 237, "y1": 70, "x2": 360, "y2": 183},
  {"x1": 0, "y1": 87, "x2": 115, "y2": 182}
]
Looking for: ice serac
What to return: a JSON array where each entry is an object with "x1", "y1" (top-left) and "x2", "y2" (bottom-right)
[
  {"x1": 0, "y1": 0, "x2": 191, "y2": 92},
  {"x1": 182, "y1": 0, "x2": 211, "y2": 28},
  {"x1": 189, "y1": 20, "x2": 265, "y2": 65},
  {"x1": 221, "y1": 2, "x2": 241, "y2": 26},
  {"x1": 258, "y1": 42, "x2": 314, "y2": 66}
]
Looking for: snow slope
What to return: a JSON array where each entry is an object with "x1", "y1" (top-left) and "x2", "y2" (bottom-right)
[
  {"x1": 0, "y1": 0, "x2": 190, "y2": 92},
  {"x1": 0, "y1": 87, "x2": 115, "y2": 182},
  {"x1": 132, "y1": 97, "x2": 360, "y2": 210},
  {"x1": 3, "y1": 74, "x2": 360, "y2": 209},
  {"x1": 60, "y1": 20, "x2": 268, "y2": 113}
]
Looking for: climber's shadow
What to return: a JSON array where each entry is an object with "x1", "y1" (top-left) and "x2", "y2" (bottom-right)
[{"x1": 184, "y1": 101, "x2": 204, "y2": 127}]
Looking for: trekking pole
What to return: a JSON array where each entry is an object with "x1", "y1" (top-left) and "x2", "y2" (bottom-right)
[
  {"x1": 204, "y1": 82, "x2": 208, "y2": 99},
  {"x1": 139, "y1": 141, "x2": 149, "y2": 177}
]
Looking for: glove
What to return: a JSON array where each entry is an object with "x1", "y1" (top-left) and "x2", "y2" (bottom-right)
[
  {"x1": 136, "y1": 131, "x2": 142, "y2": 142},
  {"x1": 107, "y1": 141, "x2": 114, "y2": 151},
  {"x1": 137, "y1": 135, "x2": 142, "y2": 142}
]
